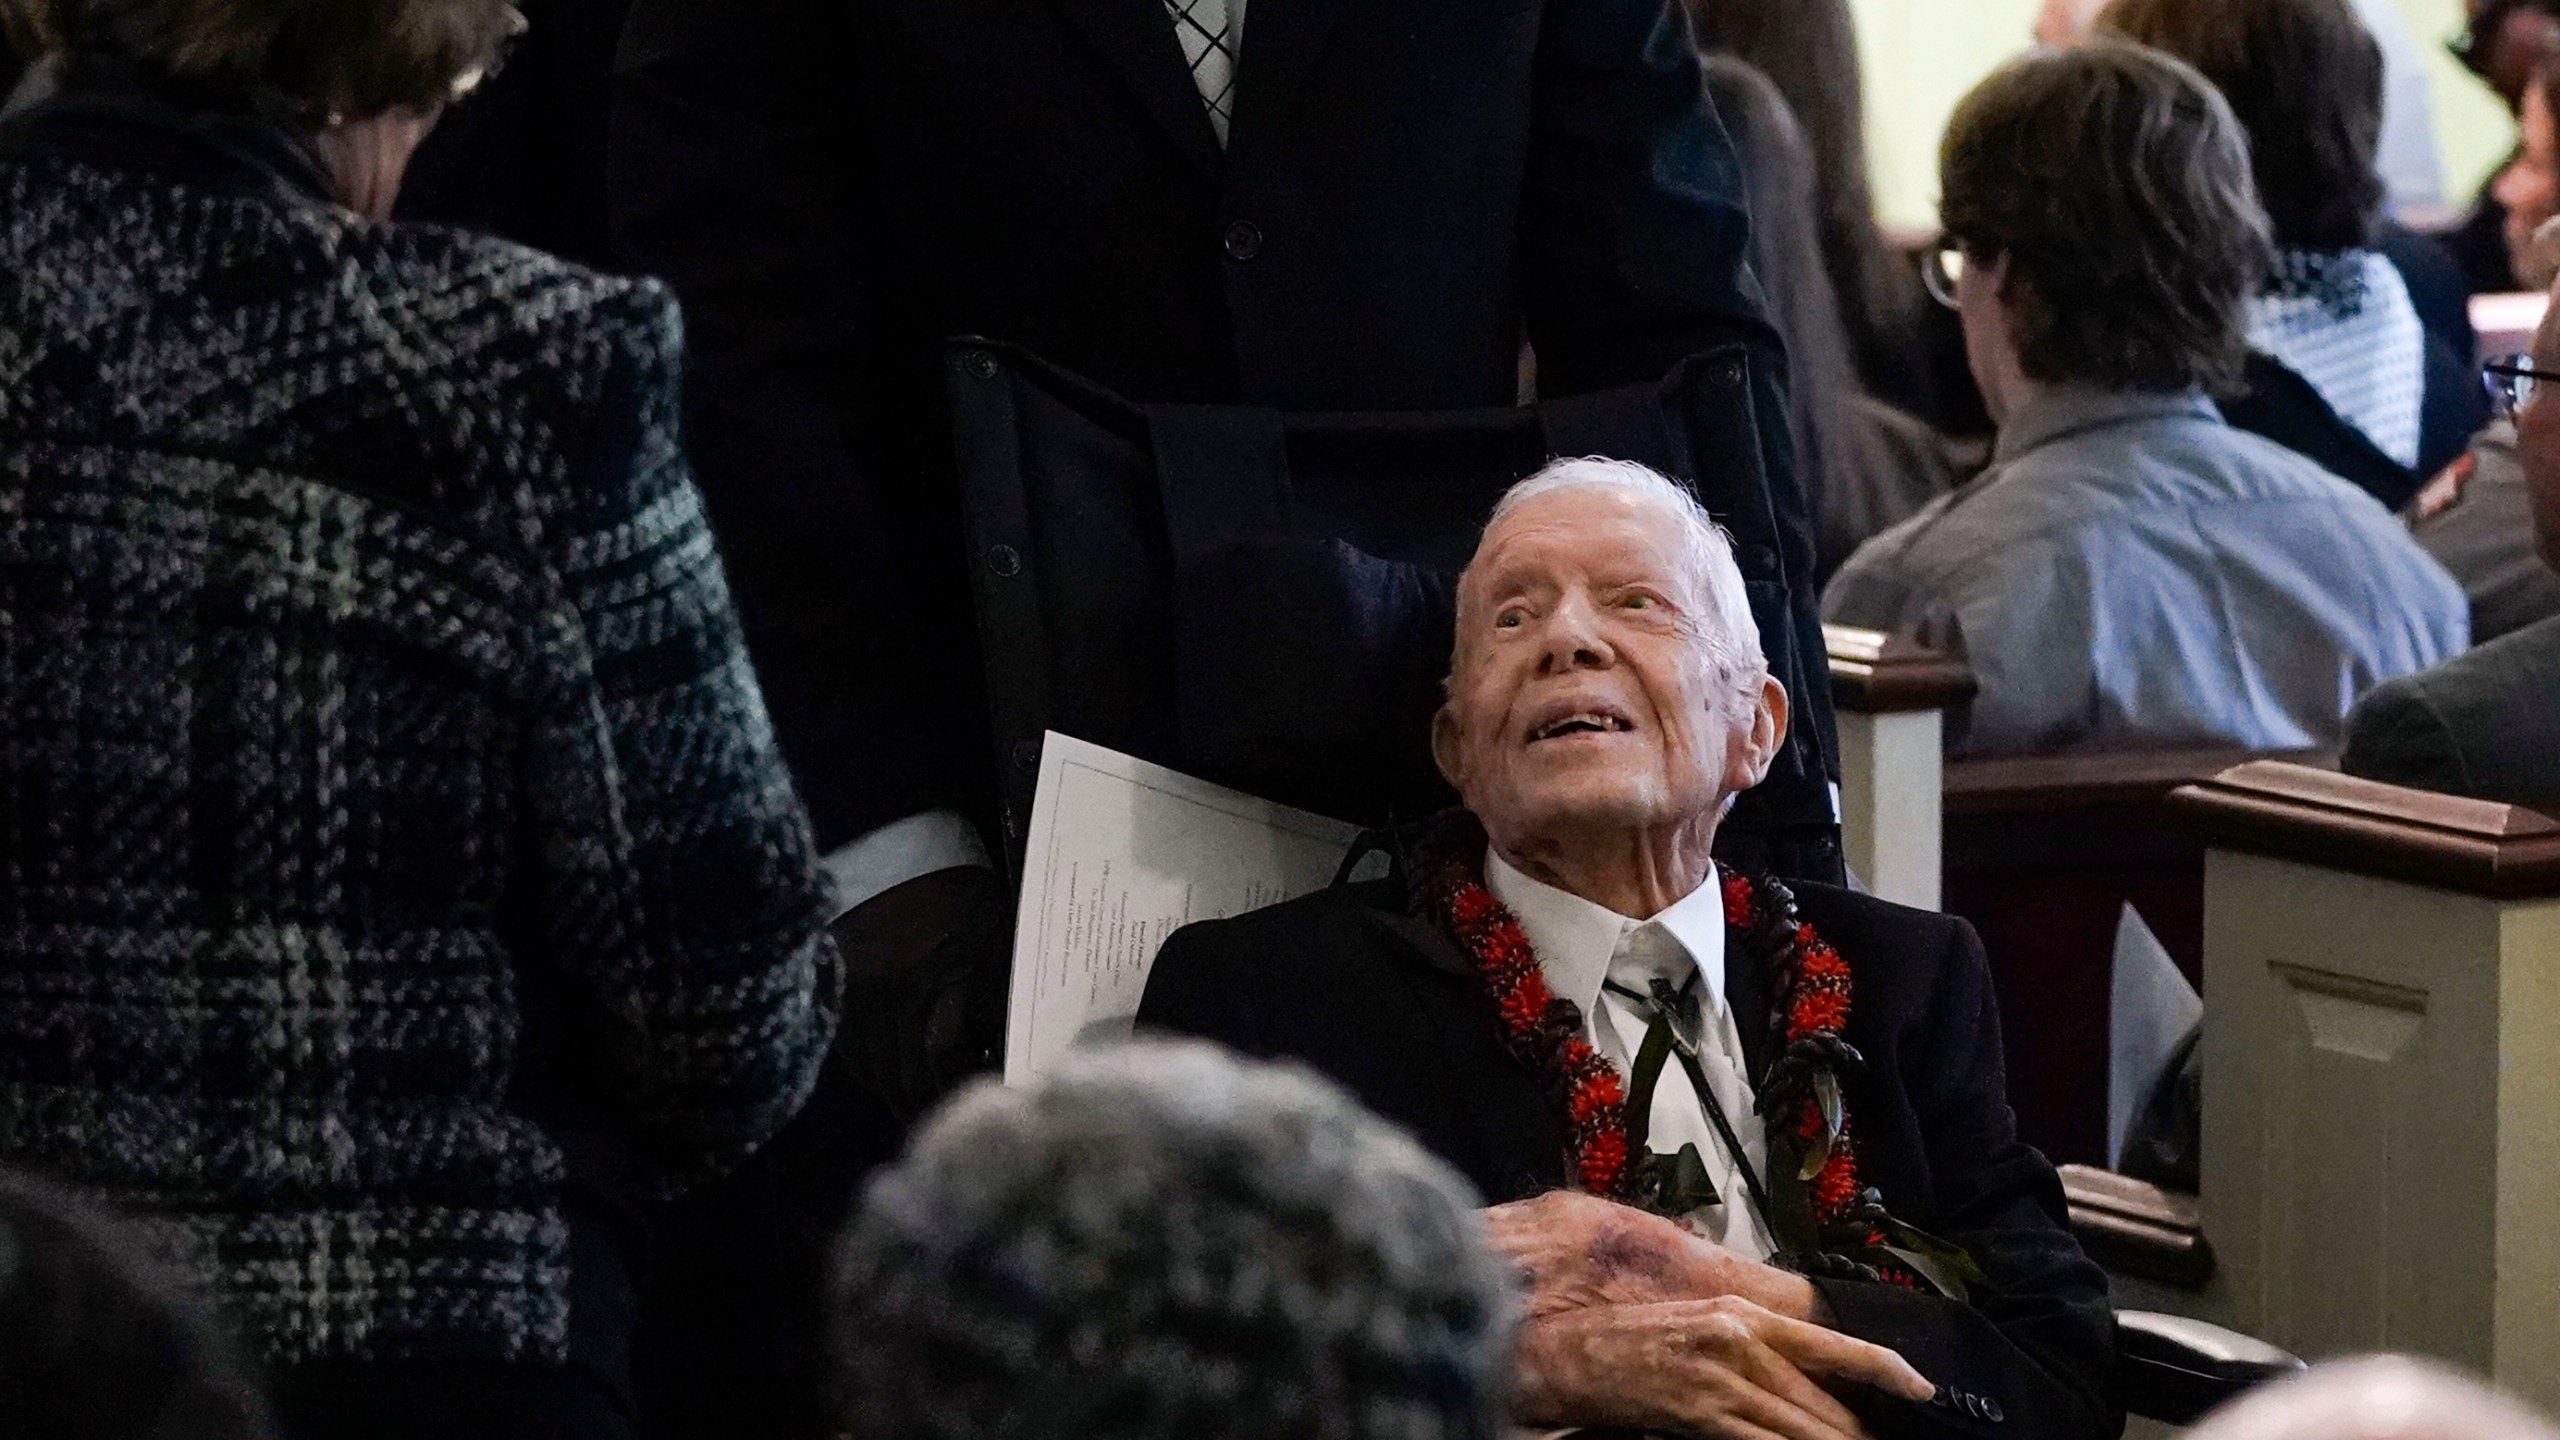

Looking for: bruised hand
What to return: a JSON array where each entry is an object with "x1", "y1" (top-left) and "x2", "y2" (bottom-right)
[
  {"x1": 1484, "y1": 1190, "x2": 1824, "y2": 1323},
  {"x1": 1514, "y1": 1297, "x2": 1934, "y2": 1440}
]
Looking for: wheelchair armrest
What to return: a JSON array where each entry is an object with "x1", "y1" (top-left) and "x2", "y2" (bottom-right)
[{"x1": 2118, "y1": 1309, "x2": 2306, "y2": 1425}]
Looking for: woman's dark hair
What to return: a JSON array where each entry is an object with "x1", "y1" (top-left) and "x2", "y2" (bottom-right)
[
  {"x1": 0, "y1": 0, "x2": 519, "y2": 118},
  {"x1": 0, "y1": 1171, "x2": 277, "y2": 1440},
  {"x1": 2100, "y1": 0, "x2": 2386, "y2": 251},
  {"x1": 1941, "y1": 40, "x2": 2273, "y2": 393},
  {"x1": 1686, "y1": 0, "x2": 1921, "y2": 389}
]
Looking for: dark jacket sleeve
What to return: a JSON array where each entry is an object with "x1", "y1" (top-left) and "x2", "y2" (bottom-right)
[
  {"x1": 1516, "y1": 0, "x2": 1758, "y2": 396},
  {"x1": 1816, "y1": 916, "x2": 2123, "y2": 1440},
  {"x1": 525, "y1": 281, "x2": 844, "y2": 1190},
  {"x1": 2341, "y1": 676, "x2": 2471, "y2": 800},
  {"x1": 610, "y1": 0, "x2": 966, "y2": 847}
]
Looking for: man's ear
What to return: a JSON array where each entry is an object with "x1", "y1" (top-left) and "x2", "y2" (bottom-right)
[
  {"x1": 1726, "y1": 673, "x2": 1789, "y2": 792},
  {"x1": 1431, "y1": 702, "x2": 1467, "y2": 795}
]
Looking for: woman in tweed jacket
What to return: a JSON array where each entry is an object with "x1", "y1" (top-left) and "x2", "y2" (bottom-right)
[{"x1": 0, "y1": 1, "x2": 843, "y2": 1434}]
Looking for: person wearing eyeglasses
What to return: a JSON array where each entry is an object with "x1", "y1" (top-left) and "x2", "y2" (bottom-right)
[
  {"x1": 2404, "y1": 346, "x2": 2560, "y2": 643},
  {"x1": 2344, "y1": 303, "x2": 2560, "y2": 815},
  {"x1": 1823, "y1": 42, "x2": 2466, "y2": 761}
]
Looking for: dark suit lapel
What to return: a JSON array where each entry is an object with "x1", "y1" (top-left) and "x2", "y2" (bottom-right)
[
  {"x1": 1226, "y1": 0, "x2": 1357, "y2": 166},
  {"x1": 1046, "y1": 0, "x2": 1224, "y2": 176},
  {"x1": 1365, "y1": 908, "x2": 1568, "y2": 1199},
  {"x1": 1725, "y1": 916, "x2": 1775, "y2": 1089}
]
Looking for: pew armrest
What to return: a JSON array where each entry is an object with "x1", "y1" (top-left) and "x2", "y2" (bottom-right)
[
  {"x1": 2170, "y1": 760, "x2": 2560, "y2": 899},
  {"x1": 2118, "y1": 1310, "x2": 2306, "y2": 1425},
  {"x1": 2059, "y1": 1164, "x2": 2214, "y2": 1288},
  {"x1": 1823, "y1": 624, "x2": 1976, "y2": 715}
]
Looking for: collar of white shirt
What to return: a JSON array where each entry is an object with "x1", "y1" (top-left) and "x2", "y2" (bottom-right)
[{"x1": 1482, "y1": 849, "x2": 1727, "y2": 1026}]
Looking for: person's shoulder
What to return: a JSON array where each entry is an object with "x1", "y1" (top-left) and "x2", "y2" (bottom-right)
[
  {"x1": 371, "y1": 223, "x2": 681, "y2": 369},
  {"x1": 2191, "y1": 421, "x2": 2403, "y2": 510},
  {"x1": 1823, "y1": 479, "x2": 2075, "y2": 621},
  {"x1": 1785, "y1": 880, "x2": 1971, "y2": 960},
  {"x1": 1143, "y1": 879, "x2": 1429, "y2": 1041},
  {"x1": 2344, "y1": 616, "x2": 2560, "y2": 804},
  {"x1": 1782, "y1": 879, "x2": 1986, "y2": 1014},
  {"x1": 1160, "y1": 879, "x2": 1409, "y2": 969},
  {"x1": 2362, "y1": 617, "x2": 2560, "y2": 751}
]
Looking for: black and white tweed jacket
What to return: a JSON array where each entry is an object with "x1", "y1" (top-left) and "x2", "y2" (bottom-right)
[{"x1": 0, "y1": 116, "x2": 842, "y2": 1366}]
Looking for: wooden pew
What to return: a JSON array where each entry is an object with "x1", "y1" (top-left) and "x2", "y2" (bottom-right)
[
  {"x1": 1824, "y1": 625, "x2": 1974, "y2": 910},
  {"x1": 1943, "y1": 745, "x2": 2328, "y2": 1165},
  {"x1": 2172, "y1": 763, "x2": 2560, "y2": 1408},
  {"x1": 2060, "y1": 1163, "x2": 2215, "y2": 1292}
]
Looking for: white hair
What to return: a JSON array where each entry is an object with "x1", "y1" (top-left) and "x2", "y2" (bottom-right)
[
  {"x1": 1476, "y1": 456, "x2": 1766, "y2": 677},
  {"x1": 2184, "y1": 1357, "x2": 2559, "y2": 1440}
]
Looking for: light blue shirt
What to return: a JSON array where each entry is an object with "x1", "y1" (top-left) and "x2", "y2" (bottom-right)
[{"x1": 1823, "y1": 386, "x2": 2468, "y2": 757}]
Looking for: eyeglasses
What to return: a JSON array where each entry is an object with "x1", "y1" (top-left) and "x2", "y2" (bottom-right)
[
  {"x1": 2484, "y1": 354, "x2": 2560, "y2": 418},
  {"x1": 1921, "y1": 241, "x2": 1969, "y2": 311}
]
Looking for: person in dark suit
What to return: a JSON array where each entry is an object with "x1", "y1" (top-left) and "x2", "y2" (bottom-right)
[
  {"x1": 608, "y1": 0, "x2": 1794, "y2": 1111},
  {"x1": 1141, "y1": 459, "x2": 2120, "y2": 1440},
  {"x1": 2345, "y1": 286, "x2": 2560, "y2": 815}
]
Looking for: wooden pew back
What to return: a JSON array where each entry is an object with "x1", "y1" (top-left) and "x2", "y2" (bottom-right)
[{"x1": 1944, "y1": 747, "x2": 2329, "y2": 1165}]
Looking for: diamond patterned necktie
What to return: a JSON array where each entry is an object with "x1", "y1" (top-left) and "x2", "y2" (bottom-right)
[{"x1": 1163, "y1": 0, "x2": 1245, "y2": 146}]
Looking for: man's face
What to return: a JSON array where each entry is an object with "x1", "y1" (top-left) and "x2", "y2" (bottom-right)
[
  {"x1": 2485, "y1": 6, "x2": 2560, "y2": 109},
  {"x1": 1432, "y1": 486, "x2": 1784, "y2": 852},
  {"x1": 2498, "y1": 82, "x2": 2560, "y2": 283},
  {"x1": 2518, "y1": 300, "x2": 2560, "y2": 571},
  {"x1": 2036, "y1": 0, "x2": 2107, "y2": 47}
]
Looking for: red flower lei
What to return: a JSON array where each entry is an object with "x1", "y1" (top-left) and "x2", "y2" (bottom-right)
[
  {"x1": 1726, "y1": 867, "x2": 1870, "y2": 1236},
  {"x1": 1416, "y1": 817, "x2": 1918, "y2": 1283}
]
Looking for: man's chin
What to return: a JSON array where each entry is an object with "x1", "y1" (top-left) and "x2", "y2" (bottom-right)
[{"x1": 1486, "y1": 785, "x2": 1674, "y2": 837}]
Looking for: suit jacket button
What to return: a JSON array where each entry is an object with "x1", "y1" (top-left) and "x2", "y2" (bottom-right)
[
  {"x1": 1982, "y1": 1398, "x2": 2005, "y2": 1424},
  {"x1": 1223, "y1": 220, "x2": 1265, "y2": 260}
]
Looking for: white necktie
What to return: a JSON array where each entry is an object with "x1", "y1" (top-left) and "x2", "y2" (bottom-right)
[
  {"x1": 1162, "y1": 0, "x2": 1244, "y2": 145},
  {"x1": 1601, "y1": 923, "x2": 1777, "y2": 1258}
]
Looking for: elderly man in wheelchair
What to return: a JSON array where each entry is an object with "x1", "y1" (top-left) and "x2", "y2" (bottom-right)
[{"x1": 1142, "y1": 458, "x2": 2291, "y2": 1438}]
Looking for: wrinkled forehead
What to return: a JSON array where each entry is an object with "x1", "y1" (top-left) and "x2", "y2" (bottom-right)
[{"x1": 1462, "y1": 484, "x2": 1703, "y2": 597}]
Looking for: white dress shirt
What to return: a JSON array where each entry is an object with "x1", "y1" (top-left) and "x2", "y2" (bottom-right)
[{"x1": 1485, "y1": 852, "x2": 1777, "y2": 1260}]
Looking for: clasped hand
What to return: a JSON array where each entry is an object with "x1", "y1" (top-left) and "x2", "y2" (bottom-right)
[{"x1": 1487, "y1": 1192, "x2": 1933, "y2": 1440}]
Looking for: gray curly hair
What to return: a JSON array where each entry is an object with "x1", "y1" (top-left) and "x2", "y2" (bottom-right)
[{"x1": 829, "y1": 1041, "x2": 1516, "y2": 1440}]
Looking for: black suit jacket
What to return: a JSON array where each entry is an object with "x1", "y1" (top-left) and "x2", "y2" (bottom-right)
[
  {"x1": 609, "y1": 0, "x2": 1781, "y2": 845},
  {"x1": 1139, "y1": 873, "x2": 2122, "y2": 1440}
]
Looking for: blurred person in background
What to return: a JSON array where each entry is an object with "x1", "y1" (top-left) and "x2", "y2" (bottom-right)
[
  {"x1": 2492, "y1": 48, "x2": 2560, "y2": 287},
  {"x1": 0, "y1": 1170, "x2": 277, "y2": 1440},
  {"x1": 2182, "y1": 1356, "x2": 2559, "y2": 1440},
  {"x1": 2049, "y1": 0, "x2": 2440, "y2": 211},
  {"x1": 2102, "y1": 0, "x2": 2486, "y2": 499},
  {"x1": 1825, "y1": 41, "x2": 2465, "y2": 758},
  {"x1": 2347, "y1": 272, "x2": 2560, "y2": 811},
  {"x1": 1688, "y1": 0, "x2": 1957, "y2": 430},
  {"x1": 2447, "y1": 0, "x2": 2560, "y2": 294},
  {"x1": 830, "y1": 1041, "x2": 1516, "y2": 1440},
  {"x1": 0, "y1": 1, "x2": 844, "y2": 1435},
  {"x1": 2391, "y1": 49, "x2": 2560, "y2": 644},
  {"x1": 1699, "y1": 54, "x2": 1957, "y2": 578}
]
